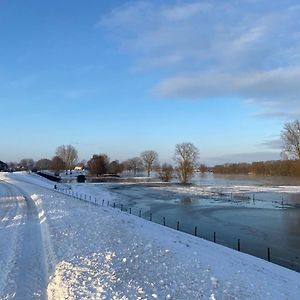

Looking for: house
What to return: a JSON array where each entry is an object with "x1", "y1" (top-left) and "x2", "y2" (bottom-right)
[{"x1": 0, "y1": 161, "x2": 8, "y2": 171}]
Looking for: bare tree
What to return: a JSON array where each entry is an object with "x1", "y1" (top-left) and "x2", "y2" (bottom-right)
[
  {"x1": 108, "y1": 160, "x2": 124, "y2": 174},
  {"x1": 55, "y1": 144, "x2": 78, "y2": 170},
  {"x1": 123, "y1": 157, "x2": 144, "y2": 175},
  {"x1": 281, "y1": 120, "x2": 300, "y2": 159},
  {"x1": 87, "y1": 154, "x2": 110, "y2": 177},
  {"x1": 140, "y1": 150, "x2": 159, "y2": 177},
  {"x1": 20, "y1": 158, "x2": 35, "y2": 171},
  {"x1": 199, "y1": 164, "x2": 208, "y2": 173},
  {"x1": 158, "y1": 163, "x2": 174, "y2": 182},
  {"x1": 174, "y1": 142, "x2": 199, "y2": 184},
  {"x1": 36, "y1": 158, "x2": 52, "y2": 170},
  {"x1": 51, "y1": 156, "x2": 66, "y2": 175}
]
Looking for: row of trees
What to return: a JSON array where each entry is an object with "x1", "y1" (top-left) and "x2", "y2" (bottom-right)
[
  {"x1": 11, "y1": 119, "x2": 300, "y2": 181},
  {"x1": 7, "y1": 145, "x2": 80, "y2": 174},
  {"x1": 213, "y1": 160, "x2": 300, "y2": 177},
  {"x1": 213, "y1": 120, "x2": 300, "y2": 176},
  {"x1": 8, "y1": 143, "x2": 200, "y2": 184},
  {"x1": 86, "y1": 143, "x2": 199, "y2": 184}
]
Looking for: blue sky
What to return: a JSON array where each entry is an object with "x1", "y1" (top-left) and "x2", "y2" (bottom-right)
[{"x1": 1, "y1": 0, "x2": 299, "y2": 165}]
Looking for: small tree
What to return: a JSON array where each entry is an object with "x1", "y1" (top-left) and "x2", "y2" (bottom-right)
[
  {"x1": 36, "y1": 158, "x2": 52, "y2": 170},
  {"x1": 158, "y1": 163, "x2": 173, "y2": 182},
  {"x1": 20, "y1": 158, "x2": 35, "y2": 171},
  {"x1": 55, "y1": 144, "x2": 78, "y2": 170},
  {"x1": 140, "y1": 150, "x2": 159, "y2": 177},
  {"x1": 123, "y1": 157, "x2": 144, "y2": 175},
  {"x1": 51, "y1": 156, "x2": 66, "y2": 175},
  {"x1": 199, "y1": 164, "x2": 208, "y2": 173},
  {"x1": 87, "y1": 154, "x2": 110, "y2": 177},
  {"x1": 108, "y1": 160, "x2": 124, "y2": 174},
  {"x1": 281, "y1": 120, "x2": 300, "y2": 159},
  {"x1": 174, "y1": 142, "x2": 199, "y2": 184}
]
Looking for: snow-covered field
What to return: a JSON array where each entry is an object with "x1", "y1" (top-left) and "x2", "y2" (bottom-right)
[{"x1": 0, "y1": 172, "x2": 300, "y2": 299}]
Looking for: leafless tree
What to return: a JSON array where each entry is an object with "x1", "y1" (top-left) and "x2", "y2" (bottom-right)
[
  {"x1": 108, "y1": 160, "x2": 124, "y2": 174},
  {"x1": 55, "y1": 144, "x2": 78, "y2": 170},
  {"x1": 123, "y1": 157, "x2": 144, "y2": 175},
  {"x1": 87, "y1": 154, "x2": 110, "y2": 177},
  {"x1": 281, "y1": 120, "x2": 300, "y2": 159},
  {"x1": 174, "y1": 142, "x2": 199, "y2": 184},
  {"x1": 20, "y1": 158, "x2": 35, "y2": 171},
  {"x1": 36, "y1": 158, "x2": 52, "y2": 170},
  {"x1": 51, "y1": 156, "x2": 66, "y2": 175},
  {"x1": 140, "y1": 150, "x2": 159, "y2": 177},
  {"x1": 158, "y1": 163, "x2": 174, "y2": 182},
  {"x1": 199, "y1": 164, "x2": 208, "y2": 173}
]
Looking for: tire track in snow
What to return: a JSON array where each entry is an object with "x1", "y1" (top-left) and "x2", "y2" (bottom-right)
[
  {"x1": 0, "y1": 181, "x2": 48, "y2": 300},
  {"x1": 0, "y1": 181, "x2": 26, "y2": 298}
]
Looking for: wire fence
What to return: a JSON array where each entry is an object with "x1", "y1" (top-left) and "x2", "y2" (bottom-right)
[{"x1": 54, "y1": 186, "x2": 300, "y2": 273}]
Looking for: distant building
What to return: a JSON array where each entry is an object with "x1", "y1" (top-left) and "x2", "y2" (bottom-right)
[
  {"x1": 0, "y1": 161, "x2": 8, "y2": 171},
  {"x1": 74, "y1": 165, "x2": 84, "y2": 171}
]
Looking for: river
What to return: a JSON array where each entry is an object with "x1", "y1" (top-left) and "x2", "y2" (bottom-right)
[{"x1": 85, "y1": 173, "x2": 300, "y2": 271}]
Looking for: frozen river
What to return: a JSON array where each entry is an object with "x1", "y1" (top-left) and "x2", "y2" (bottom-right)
[
  {"x1": 71, "y1": 173, "x2": 300, "y2": 271},
  {"x1": 101, "y1": 174, "x2": 300, "y2": 271}
]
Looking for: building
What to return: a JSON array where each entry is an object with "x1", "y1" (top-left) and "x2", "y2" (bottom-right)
[{"x1": 0, "y1": 161, "x2": 8, "y2": 171}]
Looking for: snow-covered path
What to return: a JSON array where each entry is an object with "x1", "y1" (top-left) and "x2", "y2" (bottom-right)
[
  {"x1": 0, "y1": 180, "x2": 49, "y2": 299},
  {"x1": 1, "y1": 172, "x2": 300, "y2": 299}
]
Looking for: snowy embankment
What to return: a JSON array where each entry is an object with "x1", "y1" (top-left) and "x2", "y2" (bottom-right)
[{"x1": 1, "y1": 172, "x2": 300, "y2": 299}]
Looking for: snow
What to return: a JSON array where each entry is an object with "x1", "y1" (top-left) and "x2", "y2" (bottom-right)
[
  {"x1": 153, "y1": 183, "x2": 300, "y2": 196},
  {"x1": 0, "y1": 172, "x2": 300, "y2": 299}
]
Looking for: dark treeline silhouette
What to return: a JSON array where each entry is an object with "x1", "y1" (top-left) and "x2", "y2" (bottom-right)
[{"x1": 213, "y1": 160, "x2": 300, "y2": 177}]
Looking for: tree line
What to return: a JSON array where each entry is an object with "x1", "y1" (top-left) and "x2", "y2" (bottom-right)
[
  {"x1": 214, "y1": 119, "x2": 300, "y2": 177},
  {"x1": 7, "y1": 143, "x2": 200, "y2": 184},
  {"x1": 6, "y1": 119, "x2": 300, "y2": 181},
  {"x1": 213, "y1": 160, "x2": 300, "y2": 177}
]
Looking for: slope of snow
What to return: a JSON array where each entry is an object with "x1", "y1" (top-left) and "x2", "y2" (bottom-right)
[{"x1": 1, "y1": 172, "x2": 300, "y2": 299}]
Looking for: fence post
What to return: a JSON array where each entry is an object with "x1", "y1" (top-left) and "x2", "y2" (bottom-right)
[
  {"x1": 121, "y1": 204, "x2": 123, "y2": 211},
  {"x1": 149, "y1": 213, "x2": 152, "y2": 221},
  {"x1": 194, "y1": 226, "x2": 197, "y2": 237},
  {"x1": 238, "y1": 239, "x2": 240, "y2": 251},
  {"x1": 102, "y1": 199, "x2": 104, "y2": 206},
  {"x1": 139, "y1": 209, "x2": 142, "y2": 217},
  {"x1": 163, "y1": 217, "x2": 166, "y2": 226},
  {"x1": 213, "y1": 232, "x2": 216, "y2": 243},
  {"x1": 177, "y1": 221, "x2": 179, "y2": 231},
  {"x1": 268, "y1": 248, "x2": 271, "y2": 262},
  {"x1": 107, "y1": 201, "x2": 110, "y2": 206},
  {"x1": 89, "y1": 195, "x2": 91, "y2": 201},
  {"x1": 85, "y1": 194, "x2": 86, "y2": 200},
  {"x1": 95, "y1": 197, "x2": 97, "y2": 204},
  {"x1": 129, "y1": 208, "x2": 132, "y2": 214}
]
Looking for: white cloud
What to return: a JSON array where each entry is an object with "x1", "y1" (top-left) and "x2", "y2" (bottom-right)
[
  {"x1": 203, "y1": 151, "x2": 281, "y2": 165},
  {"x1": 161, "y1": 2, "x2": 212, "y2": 21},
  {"x1": 154, "y1": 67, "x2": 300, "y2": 99},
  {"x1": 99, "y1": 1, "x2": 300, "y2": 117}
]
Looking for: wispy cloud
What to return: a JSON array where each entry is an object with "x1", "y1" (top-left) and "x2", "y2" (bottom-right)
[
  {"x1": 204, "y1": 151, "x2": 280, "y2": 165},
  {"x1": 99, "y1": 0, "x2": 300, "y2": 117},
  {"x1": 258, "y1": 138, "x2": 283, "y2": 150}
]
